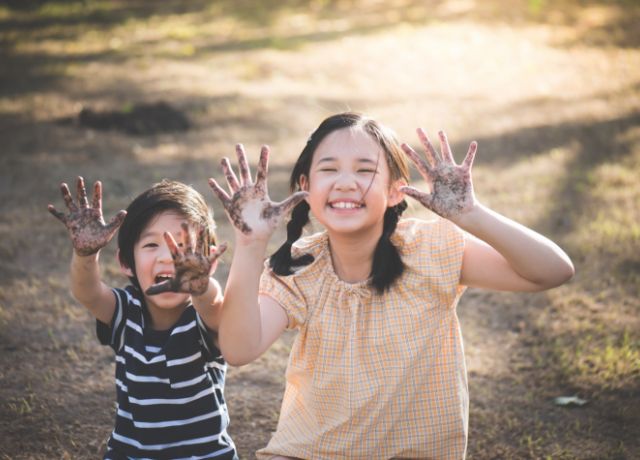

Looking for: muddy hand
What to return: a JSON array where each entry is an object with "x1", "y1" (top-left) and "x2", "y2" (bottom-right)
[
  {"x1": 146, "y1": 223, "x2": 227, "y2": 296},
  {"x1": 208, "y1": 144, "x2": 307, "y2": 239},
  {"x1": 48, "y1": 177, "x2": 126, "y2": 256},
  {"x1": 400, "y1": 129, "x2": 477, "y2": 219}
]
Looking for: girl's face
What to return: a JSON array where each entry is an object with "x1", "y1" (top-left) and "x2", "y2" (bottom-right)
[
  {"x1": 121, "y1": 211, "x2": 191, "y2": 314},
  {"x1": 300, "y1": 127, "x2": 404, "y2": 237}
]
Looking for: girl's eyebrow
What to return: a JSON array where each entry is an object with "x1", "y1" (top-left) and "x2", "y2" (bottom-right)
[{"x1": 316, "y1": 157, "x2": 377, "y2": 164}]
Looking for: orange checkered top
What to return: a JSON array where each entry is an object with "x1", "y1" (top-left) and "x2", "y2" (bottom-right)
[{"x1": 257, "y1": 218, "x2": 468, "y2": 460}]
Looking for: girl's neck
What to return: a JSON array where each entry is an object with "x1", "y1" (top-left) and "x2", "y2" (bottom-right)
[{"x1": 327, "y1": 227, "x2": 381, "y2": 284}]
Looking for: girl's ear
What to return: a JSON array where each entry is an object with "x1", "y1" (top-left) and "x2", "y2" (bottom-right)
[
  {"x1": 117, "y1": 248, "x2": 134, "y2": 277},
  {"x1": 299, "y1": 175, "x2": 310, "y2": 192},
  {"x1": 388, "y1": 178, "x2": 408, "y2": 207}
]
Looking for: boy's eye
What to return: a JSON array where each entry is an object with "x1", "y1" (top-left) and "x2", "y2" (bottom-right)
[{"x1": 318, "y1": 168, "x2": 337, "y2": 172}]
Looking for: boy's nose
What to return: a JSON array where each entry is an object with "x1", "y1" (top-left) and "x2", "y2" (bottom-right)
[{"x1": 157, "y1": 242, "x2": 174, "y2": 263}]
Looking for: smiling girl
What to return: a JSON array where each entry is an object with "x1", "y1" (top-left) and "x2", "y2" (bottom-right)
[{"x1": 209, "y1": 112, "x2": 574, "y2": 459}]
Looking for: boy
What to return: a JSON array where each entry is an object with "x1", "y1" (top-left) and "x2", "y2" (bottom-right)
[{"x1": 49, "y1": 177, "x2": 237, "y2": 459}]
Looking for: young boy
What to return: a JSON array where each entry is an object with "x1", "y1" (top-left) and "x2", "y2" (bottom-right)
[{"x1": 49, "y1": 177, "x2": 238, "y2": 459}]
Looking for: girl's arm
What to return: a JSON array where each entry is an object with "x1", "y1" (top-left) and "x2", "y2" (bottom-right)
[
  {"x1": 208, "y1": 144, "x2": 305, "y2": 365},
  {"x1": 48, "y1": 177, "x2": 126, "y2": 324},
  {"x1": 145, "y1": 223, "x2": 228, "y2": 331},
  {"x1": 401, "y1": 129, "x2": 574, "y2": 292}
]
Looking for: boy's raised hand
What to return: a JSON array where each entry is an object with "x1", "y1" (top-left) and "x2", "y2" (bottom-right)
[
  {"x1": 400, "y1": 129, "x2": 478, "y2": 219},
  {"x1": 48, "y1": 177, "x2": 126, "y2": 256},
  {"x1": 146, "y1": 223, "x2": 227, "y2": 297},
  {"x1": 208, "y1": 144, "x2": 307, "y2": 241}
]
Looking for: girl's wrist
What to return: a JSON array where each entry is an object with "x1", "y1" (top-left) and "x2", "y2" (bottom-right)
[{"x1": 447, "y1": 201, "x2": 485, "y2": 229}]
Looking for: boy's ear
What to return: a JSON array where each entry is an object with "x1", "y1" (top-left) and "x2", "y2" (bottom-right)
[
  {"x1": 117, "y1": 248, "x2": 134, "y2": 277},
  {"x1": 388, "y1": 178, "x2": 408, "y2": 207}
]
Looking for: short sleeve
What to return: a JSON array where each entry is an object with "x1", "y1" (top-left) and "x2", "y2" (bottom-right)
[
  {"x1": 259, "y1": 263, "x2": 309, "y2": 330},
  {"x1": 395, "y1": 218, "x2": 466, "y2": 309},
  {"x1": 96, "y1": 287, "x2": 128, "y2": 351}
]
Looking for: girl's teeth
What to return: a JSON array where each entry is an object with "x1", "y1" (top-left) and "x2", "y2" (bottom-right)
[{"x1": 332, "y1": 202, "x2": 359, "y2": 209}]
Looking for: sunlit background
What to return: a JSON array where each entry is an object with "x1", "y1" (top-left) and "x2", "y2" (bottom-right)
[{"x1": 1, "y1": 1, "x2": 638, "y2": 458}]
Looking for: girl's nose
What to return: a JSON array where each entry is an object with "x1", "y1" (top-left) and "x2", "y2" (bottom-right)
[{"x1": 334, "y1": 171, "x2": 358, "y2": 191}]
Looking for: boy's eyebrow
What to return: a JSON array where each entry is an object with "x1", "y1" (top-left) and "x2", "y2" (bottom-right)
[{"x1": 139, "y1": 229, "x2": 163, "y2": 239}]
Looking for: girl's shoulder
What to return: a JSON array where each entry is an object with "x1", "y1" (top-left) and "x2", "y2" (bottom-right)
[
  {"x1": 290, "y1": 230, "x2": 329, "y2": 260},
  {"x1": 393, "y1": 217, "x2": 462, "y2": 249}
]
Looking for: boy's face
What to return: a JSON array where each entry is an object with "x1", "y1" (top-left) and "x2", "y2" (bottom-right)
[{"x1": 124, "y1": 211, "x2": 192, "y2": 313}]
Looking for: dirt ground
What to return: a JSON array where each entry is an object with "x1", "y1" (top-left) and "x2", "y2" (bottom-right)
[{"x1": 1, "y1": 1, "x2": 639, "y2": 459}]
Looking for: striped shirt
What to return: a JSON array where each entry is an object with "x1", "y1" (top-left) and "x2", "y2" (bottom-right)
[
  {"x1": 257, "y1": 218, "x2": 467, "y2": 460},
  {"x1": 97, "y1": 286, "x2": 237, "y2": 459}
]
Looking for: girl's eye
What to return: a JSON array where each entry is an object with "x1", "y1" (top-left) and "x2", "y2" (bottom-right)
[
  {"x1": 358, "y1": 169, "x2": 377, "y2": 174},
  {"x1": 142, "y1": 242, "x2": 158, "y2": 249}
]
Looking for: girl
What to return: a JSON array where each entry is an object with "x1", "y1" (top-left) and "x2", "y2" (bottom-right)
[{"x1": 209, "y1": 112, "x2": 574, "y2": 459}]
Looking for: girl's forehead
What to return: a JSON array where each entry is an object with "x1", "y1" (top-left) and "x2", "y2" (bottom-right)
[{"x1": 313, "y1": 127, "x2": 383, "y2": 162}]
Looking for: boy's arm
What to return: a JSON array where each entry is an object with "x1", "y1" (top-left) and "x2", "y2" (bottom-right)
[
  {"x1": 191, "y1": 277, "x2": 224, "y2": 332},
  {"x1": 208, "y1": 144, "x2": 305, "y2": 366},
  {"x1": 70, "y1": 252, "x2": 117, "y2": 325},
  {"x1": 401, "y1": 129, "x2": 574, "y2": 292},
  {"x1": 48, "y1": 177, "x2": 126, "y2": 324}
]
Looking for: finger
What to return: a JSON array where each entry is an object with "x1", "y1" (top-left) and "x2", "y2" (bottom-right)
[
  {"x1": 438, "y1": 130, "x2": 455, "y2": 164},
  {"x1": 416, "y1": 128, "x2": 440, "y2": 166},
  {"x1": 47, "y1": 204, "x2": 67, "y2": 224},
  {"x1": 77, "y1": 176, "x2": 89, "y2": 208},
  {"x1": 255, "y1": 145, "x2": 270, "y2": 189},
  {"x1": 221, "y1": 158, "x2": 241, "y2": 192},
  {"x1": 196, "y1": 227, "x2": 206, "y2": 255},
  {"x1": 401, "y1": 143, "x2": 431, "y2": 178},
  {"x1": 272, "y1": 191, "x2": 309, "y2": 218},
  {"x1": 399, "y1": 185, "x2": 432, "y2": 203},
  {"x1": 463, "y1": 141, "x2": 478, "y2": 170},
  {"x1": 208, "y1": 242, "x2": 228, "y2": 265},
  {"x1": 60, "y1": 183, "x2": 77, "y2": 212},
  {"x1": 105, "y1": 210, "x2": 127, "y2": 235},
  {"x1": 146, "y1": 280, "x2": 175, "y2": 295},
  {"x1": 163, "y1": 231, "x2": 181, "y2": 260},
  {"x1": 236, "y1": 143, "x2": 252, "y2": 185},
  {"x1": 181, "y1": 222, "x2": 194, "y2": 254},
  {"x1": 208, "y1": 178, "x2": 231, "y2": 205},
  {"x1": 92, "y1": 181, "x2": 102, "y2": 210}
]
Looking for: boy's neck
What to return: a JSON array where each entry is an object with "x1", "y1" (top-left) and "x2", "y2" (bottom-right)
[
  {"x1": 145, "y1": 300, "x2": 189, "y2": 331},
  {"x1": 327, "y1": 228, "x2": 381, "y2": 284}
]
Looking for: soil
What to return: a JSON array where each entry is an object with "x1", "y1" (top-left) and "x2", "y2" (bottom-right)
[{"x1": 1, "y1": 1, "x2": 639, "y2": 459}]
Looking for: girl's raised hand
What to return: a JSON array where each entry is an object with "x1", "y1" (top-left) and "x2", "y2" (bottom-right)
[
  {"x1": 146, "y1": 223, "x2": 227, "y2": 296},
  {"x1": 400, "y1": 129, "x2": 478, "y2": 219},
  {"x1": 48, "y1": 177, "x2": 126, "y2": 256},
  {"x1": 208, "y1": 144, "x2": 308, "y2": 241}
]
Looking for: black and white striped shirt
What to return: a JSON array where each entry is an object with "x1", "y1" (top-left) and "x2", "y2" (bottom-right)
[{"x1": 97, "y1": 286, "x2": 237, "y2": 459}]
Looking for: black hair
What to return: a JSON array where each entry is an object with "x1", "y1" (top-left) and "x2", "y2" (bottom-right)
[
  {"x1": 269, "y1": 112, "x2": 410, "y2": 293},
  {"x1": 117, "y1": 179, "x2": 215, "y2": 287}
]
